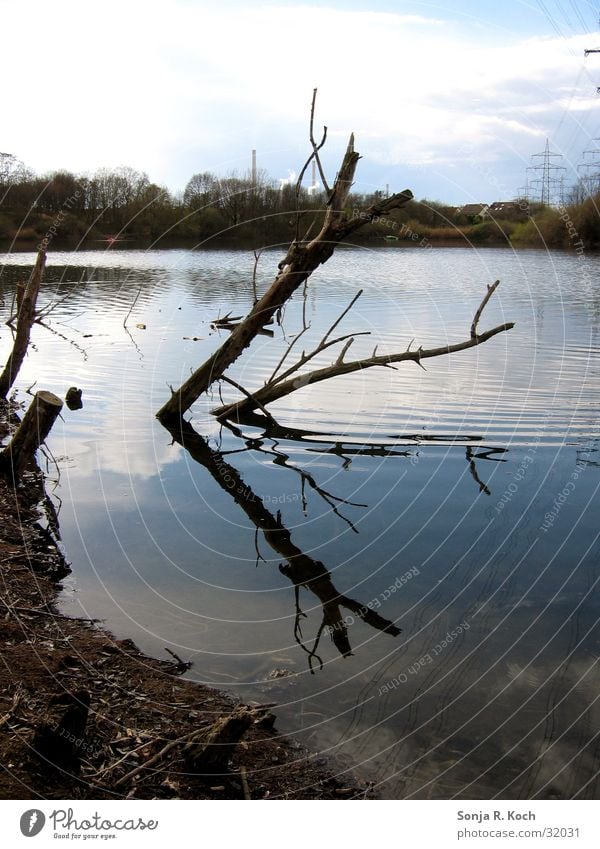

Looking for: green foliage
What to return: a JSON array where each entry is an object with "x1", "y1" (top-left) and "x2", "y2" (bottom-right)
[
  {"x1": 1, "y1": 154, "x2": 599, "y2": 250},
  {"x1": 510, "y1": 208, "x2": 566, "y2": 247}
]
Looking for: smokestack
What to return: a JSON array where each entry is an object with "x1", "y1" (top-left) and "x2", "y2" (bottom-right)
[{"x1": 251, "y1": 149, "x2": 257, "y2": 186}]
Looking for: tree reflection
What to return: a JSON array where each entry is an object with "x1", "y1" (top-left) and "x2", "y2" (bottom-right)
[{"x1": 162, "y1": 417, "x2": 402, "y2": 672}]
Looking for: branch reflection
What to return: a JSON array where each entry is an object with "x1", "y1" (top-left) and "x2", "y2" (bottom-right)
[{"x1": 163, "y1": 417, "x2": 402, "y2": 672}]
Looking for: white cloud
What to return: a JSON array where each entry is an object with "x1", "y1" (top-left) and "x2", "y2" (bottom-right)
[{"x1": 2, "y1": 0, "x2": 598, "y2": 200}]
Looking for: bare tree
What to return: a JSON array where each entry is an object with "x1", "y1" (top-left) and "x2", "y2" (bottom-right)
[{"x1": 157, "y1": 92, "x2": 513, "y2": 424}]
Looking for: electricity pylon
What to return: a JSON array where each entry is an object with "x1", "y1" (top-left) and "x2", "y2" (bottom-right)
[
  {"x1": 526, "y1": 139, "x2": 566, "y2": 206},
  {"x1": 577, "y1": 138, "x2": 600, "y2": 196}
]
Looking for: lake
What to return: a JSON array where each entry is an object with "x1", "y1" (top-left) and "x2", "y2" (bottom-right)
[{"x1": 1, "y1": 244, "x2": 599, "y2": 799}]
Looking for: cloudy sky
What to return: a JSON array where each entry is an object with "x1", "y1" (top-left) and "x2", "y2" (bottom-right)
[{"x1": 2, "y1": 0, "x2": 600, "y2": 202}]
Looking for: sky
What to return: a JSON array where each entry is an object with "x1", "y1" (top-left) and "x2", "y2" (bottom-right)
[{"x1": 2, "y1": 0, "x2": 600, "y2": 203}]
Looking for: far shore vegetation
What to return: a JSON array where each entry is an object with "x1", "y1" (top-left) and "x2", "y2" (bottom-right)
[{"x1": 1, "y1": 152, "x2": 598, "y2": 251}]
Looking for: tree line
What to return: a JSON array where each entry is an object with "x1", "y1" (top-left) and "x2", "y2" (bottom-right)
[{"x1": 0, "y1": 151, "x2": 598, "y2": 249}]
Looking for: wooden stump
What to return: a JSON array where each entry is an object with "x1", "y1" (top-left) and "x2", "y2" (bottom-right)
[
  {"x1": 183, "y1": 706, "x2": 255, "y2": 774},
  {"x1": 0, "y1": 390, "x2": 63, "y2": 481}
]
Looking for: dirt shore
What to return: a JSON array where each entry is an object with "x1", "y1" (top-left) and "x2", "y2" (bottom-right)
[{"x1": 0, "y1": 399, "x2": 367, "y2": 800}]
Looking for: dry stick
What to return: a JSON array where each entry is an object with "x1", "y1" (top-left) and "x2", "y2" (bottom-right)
[
  {"x1": 269, "y1": 330, "x2": 370, "y2": 387},
  {"x1": 240, "y1": 765, "x2": 251, "y2": 800},
  {"x1": 471, "y1": 279, "x2": 500, "y2": 339},
  {"x1": 0, "y1": 688, "x2": 23, "y2": 730},
  {"x1": 294, "y1": 91, "x2": 328, "y2": 242},
  {"x1": 90, "y1": 738, "x2": 156, "y2": 781},
  {"x1": 123, "y1": 286, "x2": 142, "y2": 328},
  {"x1": 322, "y1": 289, "x2": 363, "y2": 344},
  {"x1": 113, "y1": 730, "x2": 199, "y2": 788},
  {"x1": 262, "y1": 291, "x2": 367, "y2": 388},
  {"x1": 309, "y1": 89, "x2": 331, "y2": 196},
  {"x1": 219, "y1": 375, "x2": 278, "y2": 425},
  {"x1": 251, "y1": 250, "x2": 263, "y2": 306},
  {"x1": 0, "y1": 599, "x2": 101, "y2": 623},
  {"x1": 267, "y1": 289, "x2": 370, "y2": 386},
  {"x1": 267, "y1": 323, "x2": 311, "y2": 385}
]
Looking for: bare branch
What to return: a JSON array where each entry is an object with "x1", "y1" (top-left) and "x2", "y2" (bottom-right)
[
  {"x1": 251, "y1": 249, "x2": 263, "y2": 306},
  {"x1": 212, "y1": 284, "x2": 514, "y2": 421},
  {"x1": 336, "y1": 337, "x2": 354, "y2": 365},
  {"x1": 123, "y1": 286, "x2": 142, "y2": 328},
  {"x1": 471, "y1": 280, "x2": 500, "y2": 339},
  {"x1": 267, "y1": 323, "x2": 311, "y2": 385},
  {"x1": 219, "y1": 375, "x2": 278, "y2": 425},
  {"x1": 322, "y1": 289, "x2": 362, "y2": 344},
  {"x1": 266, "y1": 290, "x2": 368, "y2": 387},
  {"x1": 156, "y1": 108, "x2": 413, "y2": 422}
]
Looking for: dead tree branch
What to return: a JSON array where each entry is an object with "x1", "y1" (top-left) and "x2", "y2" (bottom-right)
[
  {"x1": 213, "y1": 283, "x2": 514, "y2": 421},
  {"x1": 258, "y1": 290, "x2": 368, "y2": 396},
  {"x1": 471, "y1": 279, "x2": 500, "y2": 339},
  {"x1": 0, "y1": 249, "x2": 46, "y2": 398},
  {"x1": 156, "y1": 94, "x2": 413, "y2": 422}
]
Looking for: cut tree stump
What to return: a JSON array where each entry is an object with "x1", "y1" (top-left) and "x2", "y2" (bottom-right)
[
  {"x1": 183, "y1": 705, "x2": 255, "y2": 775},
  {"x1": 0, "y1": 390, "x2": 63, "y2": 481}
]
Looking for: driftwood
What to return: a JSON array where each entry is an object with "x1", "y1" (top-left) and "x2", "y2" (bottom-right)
[
  {"x1": 0, "y1": 248, "x2": 46, "y2": 399},
  {"x1": 0, "y1": 390, "x2": 63, "y2": 481},
  {"x1": 213, "y1": 280, "x2": 514, "y2": 421},
  {"x1": 156, "y1": 91, "x2": 413, "y2": 422}
]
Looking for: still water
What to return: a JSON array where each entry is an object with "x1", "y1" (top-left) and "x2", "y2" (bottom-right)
[{"x1": 1, "y1": 245, "x2": 599, "y2": 799}]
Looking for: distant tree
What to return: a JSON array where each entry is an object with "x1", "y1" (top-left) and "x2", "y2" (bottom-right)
[
  {"x1": 38, "y1": 170, "x2": 83, "y2": 213},
  {"x1": 0, "y1": 152, "x2": 31, "y2": 188},
  {"x1": 183, "y1": 171, "x2": 219, "y2": 209},
  {"x1": 88, "y1": 166, "x2": 150, "y2": 228}
]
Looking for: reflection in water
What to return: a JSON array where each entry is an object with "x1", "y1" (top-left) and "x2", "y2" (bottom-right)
[
  {"x1": 2, "y1": 246, "x2": 600, "y2": 799},
  {"x1": 164, "y1": 417, "x2": 402, "y2": 670}
]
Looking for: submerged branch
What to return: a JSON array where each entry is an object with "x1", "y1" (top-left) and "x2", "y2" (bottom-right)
[{"x1": 213, "y1": 283, "x2": 514, "y2": 421}]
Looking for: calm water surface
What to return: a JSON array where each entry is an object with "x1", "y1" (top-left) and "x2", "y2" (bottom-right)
[{"x1": 1, "y1": 245, "x2": 599, "y2": 799}]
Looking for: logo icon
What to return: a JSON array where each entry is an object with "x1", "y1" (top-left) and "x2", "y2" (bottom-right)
[{"x1": 20, "y1": 810, "x2": 46, "y2": 837}]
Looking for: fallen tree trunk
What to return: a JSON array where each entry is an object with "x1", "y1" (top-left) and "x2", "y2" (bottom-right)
[
  {"x1": 0, "y1": 249, "x2": 46, "y2": 399},
  {"x1": 0, "y1": 390, "x2": 63, "y2": 482},
  {"x1": 156, "y1": 122, "x2": 413, "y2": 422}
]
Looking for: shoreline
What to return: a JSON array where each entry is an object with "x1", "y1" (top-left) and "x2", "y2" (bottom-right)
[
  {"x1": 2, "y1": 237, "x2": 598, "y2": 255},
  {"x1": 0, "y1": 399, "x2": 368, "y2": 800}
]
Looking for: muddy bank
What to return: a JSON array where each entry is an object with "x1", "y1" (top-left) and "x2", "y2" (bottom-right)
[{"x1": 0, "y1": 399, "x2": 368, "y2": 800}]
